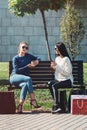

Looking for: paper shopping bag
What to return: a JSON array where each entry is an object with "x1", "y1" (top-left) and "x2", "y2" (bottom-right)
[
  {"x1": 0, "y1": 92, "x2": 16, "y2": 114},
  {"x1": 71, "y1": 95, "x2": 87, "y2": 115}
]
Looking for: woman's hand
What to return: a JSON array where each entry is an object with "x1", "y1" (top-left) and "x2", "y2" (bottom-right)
[
  {"x1": 31, "y1": 60, "x2": 39, "y2": 67},
  {"x1": 27, "y1": 60, "x2": 39, "y2": 68},
  {"x1": 51, "y1": 61, "x2": 57, "y2": 70}
]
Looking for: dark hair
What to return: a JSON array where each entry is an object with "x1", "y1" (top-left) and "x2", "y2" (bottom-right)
[{"x1": 56, "y1": 42, "x2": 71, "y2": 60}]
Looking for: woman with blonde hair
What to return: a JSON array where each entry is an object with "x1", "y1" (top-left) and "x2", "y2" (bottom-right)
[{"x1": 10, "y1": 41, "x2": 41, "y2": 113}]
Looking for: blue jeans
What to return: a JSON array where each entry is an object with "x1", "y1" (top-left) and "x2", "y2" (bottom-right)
[{"x1": 10, "y1": 74, "x2": 33, "y2": 100}]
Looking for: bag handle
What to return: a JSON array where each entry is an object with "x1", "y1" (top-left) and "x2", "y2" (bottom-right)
[{"x1": 77, "y1": 99, "x2": 83, "y2": 109}]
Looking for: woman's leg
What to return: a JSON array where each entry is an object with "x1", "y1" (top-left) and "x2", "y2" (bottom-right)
[
  {"x1": 48, "y1": 80, "x2": 58, "y2": 99},
  {"x1": 52, "y1": 79, "x2": 72, "y2": 105},
  {"x1": 51, "y1": 79, "x2": 72, "y2": 113},
  {"x1": 10, "y1": 74, "x2": 40, "y2": 109},
  {"x1": 21, "y1": 77, "x2": 40, "y2": 108},
  {"x1": 10, "y1": 74, "x2": 34, "y2": 99},
  {"x1": 10, "y1": 74, "x2": 33, "y2": 110},
  {"x1": 19, "y1": 82, "x2": 28, "y2": 105}
]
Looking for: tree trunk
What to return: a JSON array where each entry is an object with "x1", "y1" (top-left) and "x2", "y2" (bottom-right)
[{"x1": 40, "y1": 10, "x2": 52, "y2": 61}]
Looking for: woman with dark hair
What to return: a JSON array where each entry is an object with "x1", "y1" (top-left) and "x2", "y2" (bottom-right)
[
  {"x1": 48, "y1": 42, "x2": 73, "y2": 113},
  {"x1": 10, "y1": 41, "x2": 41, "y2": 113}
]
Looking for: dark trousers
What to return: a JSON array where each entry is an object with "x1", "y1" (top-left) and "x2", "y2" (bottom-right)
[{"x1": 48, "y1": 79, "x2": 72, "y2": 105}]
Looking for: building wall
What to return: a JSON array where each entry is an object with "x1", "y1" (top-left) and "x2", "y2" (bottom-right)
[{"x1": 0, "y1": 0, "x2": 87, "y2": 61}]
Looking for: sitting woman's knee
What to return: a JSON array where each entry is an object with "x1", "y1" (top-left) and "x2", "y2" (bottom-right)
[{"x1": 26, "y1": 76, "x2": 32, "y2": 82}]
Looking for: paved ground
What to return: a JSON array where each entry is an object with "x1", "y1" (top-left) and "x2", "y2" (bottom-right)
[{"x1": 0, "y1": 112, "x2": 87, "y2": 130}]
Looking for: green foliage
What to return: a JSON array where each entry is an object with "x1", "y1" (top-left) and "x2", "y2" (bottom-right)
[
  {"x1": 8, "y1": 0, "x2": 66, "y2": 16},
  {"x1": 60, "y1": 0, "x2": 85, "y2": 60},
  {"x1": 8, "y1": 0, "x2": 66, "y2": 60}
]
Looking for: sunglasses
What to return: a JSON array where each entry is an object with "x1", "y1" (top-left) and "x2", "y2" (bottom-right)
[
  {"x1": 55, "y1": 47, "x2": 57, "y2": 50},
  {"x1": 22, "y1": 46, "x2": 28, "y2": 50}
]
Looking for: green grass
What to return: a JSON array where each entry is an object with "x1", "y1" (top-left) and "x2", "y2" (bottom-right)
[
  {"x1": 83, "y1": 63, "x2": 87, "y2": 84},
  {"x1": 0, "y1": 62, "x2": 87, "y2": 111},
  {"x1": 0, "y1": 62, "x2": 9, "y2": 79}
]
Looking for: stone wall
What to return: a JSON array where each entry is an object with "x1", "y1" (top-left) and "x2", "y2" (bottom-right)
[{"x1": 0, "y1": 0, "x2": 87, "y2": 61}]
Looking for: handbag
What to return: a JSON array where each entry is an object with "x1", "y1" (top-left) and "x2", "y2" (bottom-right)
[{"x1": 71, "y1": 95, "x2": 87, "y2": 115}]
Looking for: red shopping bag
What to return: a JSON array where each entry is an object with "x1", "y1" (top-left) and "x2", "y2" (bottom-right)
[
  {"x1": 71, "y1": 95, "x2": 87, "y2": 115},
  {"x1": 0, "y1": 92, "x2": 16, "y2": 114}
]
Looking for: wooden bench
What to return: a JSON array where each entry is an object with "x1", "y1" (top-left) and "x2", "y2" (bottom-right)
[
  {"x1": 8, "y1": 61, "x2": 54, "y2": 90},
  {"x1": 8, "y1": 60, "x2": 85, "y2": 112},
  {"x1": 8, "y1": 60, "x2": 85, "y2": 91}
]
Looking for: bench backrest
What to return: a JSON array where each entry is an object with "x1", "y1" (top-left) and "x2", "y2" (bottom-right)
[
  {"x1": 9, "y1": 60, "x2": 84, "y2": 88},
  {"x1": 72, "y1": 60, "x2": 83, "y2": 85},
  {"x1": 9, "y1": 61, "x2": 54, "y2": 85}
]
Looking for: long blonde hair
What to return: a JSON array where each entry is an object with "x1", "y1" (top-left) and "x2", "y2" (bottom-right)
[{"x1": 18, "y1": 41, "x2": 28, "y2": 54}]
